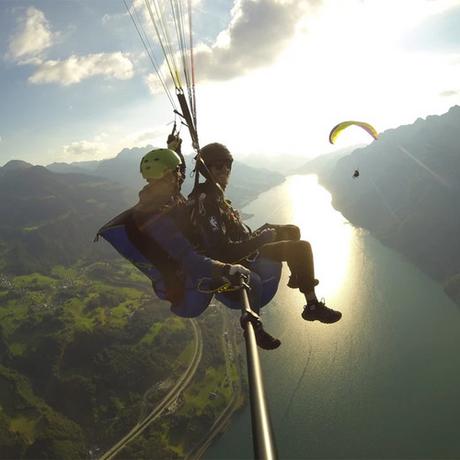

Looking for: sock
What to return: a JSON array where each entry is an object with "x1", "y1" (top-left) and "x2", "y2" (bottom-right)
[{"x1": 305, "y1": 291, "x2": 318, "y2": 307}]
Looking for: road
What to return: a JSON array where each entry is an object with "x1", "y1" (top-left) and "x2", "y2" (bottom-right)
[{"x1": 99, "y1": 319, "x2": 202, "y2": 460}]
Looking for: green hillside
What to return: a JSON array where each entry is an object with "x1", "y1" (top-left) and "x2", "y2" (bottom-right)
[
  {"x1": 0, "y1": 165, "x2": 244, "y2": 458},
  {"x1": 0, "y1": 165, "x2": 130, "y2": 274}
]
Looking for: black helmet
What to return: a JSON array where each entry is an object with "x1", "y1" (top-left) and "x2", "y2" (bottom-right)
[{"x1": 199, "y1": 143, "x2": 233, "y2": 165}]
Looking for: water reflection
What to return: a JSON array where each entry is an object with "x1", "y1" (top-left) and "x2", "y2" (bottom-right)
[
  {"x1": 207, "y1": 174, "x2": 460, "y2": 460},
  {"x1": 285, "y1": 175, "x2": 353, "y2": 299},
  {"x1": 244, "y1": 174, "x2": 359, "y2": 348}
]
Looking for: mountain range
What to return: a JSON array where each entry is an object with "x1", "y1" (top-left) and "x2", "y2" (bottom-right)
[
  {"x1": 300, "y1": 105, "x2": 460, "y2": 304},
  {"x1": 0, "y1": 153, "x2": 284, "y2": 275},
  {"x1": 0, "y1": 164, "x2": 130, "y2": 274},
  {"x1": 0, "y1": 151, "x2": 283, "y2": 457},
  {"x1": 2, "y1": 105, "x2": 460, "y2": 457},
  {"x1": 46, "y1": 146, "x2": 285, "y2": 208},
  {"x1": 3, "y1": 107, "x2": 460, "y2": 302}
]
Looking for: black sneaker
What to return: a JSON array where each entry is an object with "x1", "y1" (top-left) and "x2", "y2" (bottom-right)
[
  {"x1": 252, "y1": 323, "x2": 281, "y2": 350},
  {"x1": 302, "y1": 299, "x2": 342, "y2": 324},
  {"x1": 287, "y1": 275, "x2": 319, "y2": 289}
]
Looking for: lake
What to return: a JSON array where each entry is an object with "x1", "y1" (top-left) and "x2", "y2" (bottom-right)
[{"x1": 205, "y1": 175, "x2": 460, "y2": 460}]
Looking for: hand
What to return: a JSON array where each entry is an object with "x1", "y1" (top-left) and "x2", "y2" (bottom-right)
[
  {"x1": 222, "y1": 263, "x2": 251, "y2": 285},
  {"x1": 261, "y1": 228, "x2": 277, "y2": 242},
  {"x1": 167, "y1": 134, "x2": 182, "y2": 153},
  {"x1": 263, "y1": 224, "x2": 300, "y2": 241}
]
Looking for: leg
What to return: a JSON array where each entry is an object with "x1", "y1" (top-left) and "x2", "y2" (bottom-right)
[
  {"x1": 164, "y1": 276, "x2": 212, "y2": 318},
  {"x1": 259, "y1": 241, "x2": 342, "y2": 324},
  {"x1": 217, "y1": 271, "x2": 281, "y2": 350},
  {"x1": 267, "y1": 224, "x2": 301, "y2": 242},
  {"x1": 259, "y1": 240, "x2": 317, "y2": 293}
]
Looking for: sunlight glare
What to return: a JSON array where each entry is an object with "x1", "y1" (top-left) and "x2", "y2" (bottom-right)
[{"x1": 286, "y1": 175, "x2": 353, "y2": 298}]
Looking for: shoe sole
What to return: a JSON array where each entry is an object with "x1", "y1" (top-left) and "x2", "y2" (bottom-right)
[
  {"x1": 302, "y1": 314, "x2": 342, "y2": 324},
  {"x1": 258, "y1": 340, "x2": 281, "y2": 350}
]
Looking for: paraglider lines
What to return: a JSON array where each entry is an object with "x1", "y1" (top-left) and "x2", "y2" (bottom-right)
[{"x1": 123, "y1": 0, "x2": 177, "y2": 110}]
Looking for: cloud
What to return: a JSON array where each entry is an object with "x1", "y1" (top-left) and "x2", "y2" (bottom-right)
[
  {"x1": 440, "y1": 89, "x2": 459, "y2": 97},
  {"x1": 192, "y1": 0, "x2": 315, "y2": 81},
  {"x1": 132, "y1": 129, "x2": 167, "y2": 144},
  {"x1": 133, "y1": 124, "x2": 178, "y2": 146},
  {"x1": 62, "y1": 139, "x2": 109, "y2": 159},
  {"x1": 28, "y1": 52, "x2": 134, "y2": 86},
  {"x1": 7, "y1": 7, "x2": 56, "y2": 61},
  {"x1": 402, "y1": 3, "x2": 460, "y2": 52},
  {"x1": 143, "y1": 0, "x2": 314, "y2": 87},
  {"x1": 146, "y1": 72, "x2": 167, "y2": 95}
]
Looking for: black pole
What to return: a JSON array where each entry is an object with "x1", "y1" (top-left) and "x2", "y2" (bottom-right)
[{"x1": 239, "y1": 280, "x2": 278, "y2": 460}]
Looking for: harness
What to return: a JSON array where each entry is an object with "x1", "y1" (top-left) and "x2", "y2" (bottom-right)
[{"x1": 96, "y1": 208, "x2": 185, "y2": 303}]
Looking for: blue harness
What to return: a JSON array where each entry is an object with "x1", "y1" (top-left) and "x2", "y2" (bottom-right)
[{"x1": 97, "y1": 209, "x2": 281, "y2": 317}]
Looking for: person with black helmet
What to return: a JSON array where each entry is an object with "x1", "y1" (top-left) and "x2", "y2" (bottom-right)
[
  {"x1": 188, "y1": 142, "x2": 342, "y2": 324},
  {"x1": 98, "y1": 147, "x2": 281, "y2": 350}
]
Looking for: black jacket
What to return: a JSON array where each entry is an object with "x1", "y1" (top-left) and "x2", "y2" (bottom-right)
[{"x1": 187, "y1": 181, "x2": 275, "y2": 263}]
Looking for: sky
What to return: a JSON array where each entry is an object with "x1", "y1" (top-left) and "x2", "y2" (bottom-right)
[{"x1": 1, "y1": 0, "x2": 460, "y2": 167}]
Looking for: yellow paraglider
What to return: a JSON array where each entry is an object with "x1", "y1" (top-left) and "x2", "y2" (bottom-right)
[{"x1": 329, "y1": 121, "x2": 379, "y2": 144}]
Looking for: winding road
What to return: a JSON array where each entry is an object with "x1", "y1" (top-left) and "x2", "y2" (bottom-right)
[{"x1": 99, "y1": 319, "x2": 202, "y2": 460}]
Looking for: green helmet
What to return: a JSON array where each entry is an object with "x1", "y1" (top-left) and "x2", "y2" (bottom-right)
[{"x1": 140, "y1": 148, "x2": 181, "y2": 180}]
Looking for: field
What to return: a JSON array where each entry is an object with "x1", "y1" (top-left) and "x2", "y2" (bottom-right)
[{"x1": 0, "y1": 260, "x2": 244, "y2": 459}]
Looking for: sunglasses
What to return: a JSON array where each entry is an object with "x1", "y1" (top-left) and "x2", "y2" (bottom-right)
[{"x1": 209, "y1": 160, "x2": 233, "y2": 171}]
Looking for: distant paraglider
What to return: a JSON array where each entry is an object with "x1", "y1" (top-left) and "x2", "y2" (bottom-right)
[
  {"x1": 352, "y1": 169, "x2": 360, "y2": 179},
  {"x1": 329, "y1": 120, "x2": 379, "y2": 144}
]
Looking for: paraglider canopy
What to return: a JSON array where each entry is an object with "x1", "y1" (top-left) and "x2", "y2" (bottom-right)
[{"x1": 329, "y1": 121, "x2": 379, "y2": 144}]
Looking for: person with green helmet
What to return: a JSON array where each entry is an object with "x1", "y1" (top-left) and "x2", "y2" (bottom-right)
[
  {"x1": 188, "y1": 142, "x2": 342, "y2": 324},
  {"x1": 98, "y1": 147, "x2": 281, "y2": 350}
]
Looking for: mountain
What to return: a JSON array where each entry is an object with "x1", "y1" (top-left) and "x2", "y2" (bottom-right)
[
  {"x1": 46, "y1": 146, "x2": 285, "y2": 208},
  {"x1": 0, "y1": 165, "x2": 131, "y2": 274},
  {"x1": 0, "y1": 160, "x2": 33, "y2": 176},
  {"x1": 295, "y1": 146, "x2": 362, "y2": 176},
  {"x1": 0, "y1": 155, "x2": 260, "y2": 458},
  {"x1": 2, "y1": 150, "x2": 284, "y2": 276},
  {"x1": 46, "y1": 161, "x2": 98, "y2": 174},
  {"x1": 214, "y1": 161, "x2": 285, "y2": 207},
  {"x1": 238, "y1": 153, "x2": 310, "y2": 175},
  {"x1": 316, "y1": 105, "x2": 460, "y2": 304},
  {"x1": 91, "y1": 146, "x2": 150, "y2": 195}
]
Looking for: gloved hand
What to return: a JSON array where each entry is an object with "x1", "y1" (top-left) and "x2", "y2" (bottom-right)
[
  {"x1": 252, "y1": 226, "x2": 276, "y2": 243},
  {"x1": 257, "y1": 223, "x2": 300, "y2": 242},
  {"x1": 276, "y1": 224, "x2": 300, "y2": 241},
  {"x1": 221, "y1": 263, "x2": 251, "y2": 285},
  {"x1": 167, "y1": 134, "x2": 182, "y2": 153}
]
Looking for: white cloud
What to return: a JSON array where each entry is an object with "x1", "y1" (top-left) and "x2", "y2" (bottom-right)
[
  {"x1": 28, "y1": 52, "x2": 134, "y2": 86},
  {"x1": 143, "y1": 0, "x2": 318, "y2": 92},
  {"x1": 440, "y1": 89, "x2": 459, "y2": 97},
  {"x1": 62, "y1": 139, "x2": 109, "y2": 160},
  {"x1": 193, "y1": 0, "x2": 317, "y2": 81},
  {"x1": 102, "y1": 14, "x2": 112, "y2": 25},
  {"x1": 145, "y1": 72, "x2": 168, "y2": 95},
  {"x1": 128, "y1": 126, "x2": 171, "y2": 146},
  {"x1": 7, "y1": 7, "x2": 55, "y2": 61},
  {"x1": 59, "y1": 125, "x2": 170, "y2": 162}
]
